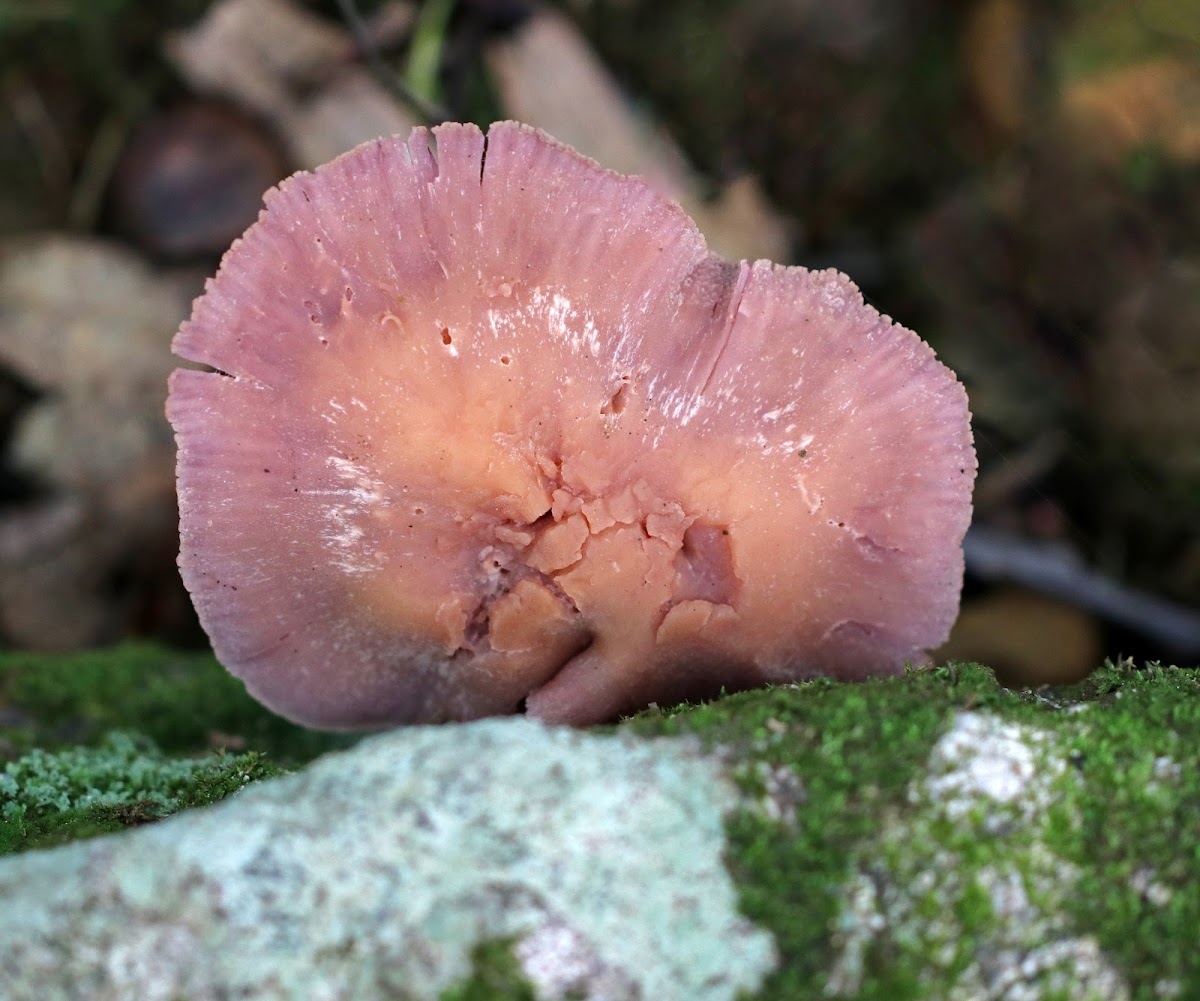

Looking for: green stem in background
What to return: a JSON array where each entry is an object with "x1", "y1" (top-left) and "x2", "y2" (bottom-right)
[
  {"x1": 67, "y1": 108, "x2": 136, "y2": 230},
  {"x1": 404, "y1": 0, "x2": 456, "y2": 115},
  {"x1": 333, "y1": 0, "x2": 451, "y2": 125}
]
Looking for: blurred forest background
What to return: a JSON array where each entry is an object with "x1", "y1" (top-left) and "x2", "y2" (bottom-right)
[{"x1": 0, "y1": 0, "x2": 1197, "y2": 689}]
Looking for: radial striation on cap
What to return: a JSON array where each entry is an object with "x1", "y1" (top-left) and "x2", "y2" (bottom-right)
[{"x1": 167, "y1": 120, "x2": 976, "y2": 728}]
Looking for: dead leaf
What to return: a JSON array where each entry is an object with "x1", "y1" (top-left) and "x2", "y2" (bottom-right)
[
  {"x1": 487, "y1": 4, "x2": 790, "y2": 263},
  {"x1": 0, "y1": 236, "x2": 196, "y2": 491},
  {"x1": 936, "y1": 588, "x2": 1101, "y2": 687},
  {"x1": 1063, "y1": 58, "x2": 1200, "y2": 165},
  {"x1": 166, "y1": 0, "x2": 419, "y2": 170},
  {"x1": 287, "y1": 69, "x2": 421, "y2": 170}
]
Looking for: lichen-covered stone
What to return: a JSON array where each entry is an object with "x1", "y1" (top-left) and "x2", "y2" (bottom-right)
[
  {"x1": 0, "y1": 719, "x2": 776, "y2": 1001},
  {"x1": 625, "y1": 660, "x2": 1200, "y2": 1001},
  {"x1": 0, "y1": 654, "x2": 1197, "y2": 1000},
  {"x1": 825, "y1": 710, "x2": 1129, "y2": 1000}
]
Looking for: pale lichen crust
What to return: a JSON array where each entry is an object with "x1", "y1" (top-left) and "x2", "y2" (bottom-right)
[
  {"x1": 627, "y1": 660, "x2": 1199, "y2": 1001},
  {"x1": 0, "y1": 719, "x2": 776, "y2": 1001}
]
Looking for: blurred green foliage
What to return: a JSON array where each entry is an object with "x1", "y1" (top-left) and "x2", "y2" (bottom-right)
[
  {"x1": 0, "y1": 642, "x2": 355, "y2": 854},
  {"x1": 0, "y1": 642, "x2": 355, "y2": 759}
]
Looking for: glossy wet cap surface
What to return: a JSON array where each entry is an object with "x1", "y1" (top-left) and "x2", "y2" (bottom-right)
[{"x1": 167, "y1": 121, "x2": 976, "y2": 727}]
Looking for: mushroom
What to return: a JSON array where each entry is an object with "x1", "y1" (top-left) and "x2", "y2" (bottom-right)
[{"x1": 167, "y1": 120, "x2": 976, "y2": 728}]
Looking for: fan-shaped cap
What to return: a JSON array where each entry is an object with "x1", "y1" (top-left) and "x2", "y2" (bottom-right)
[{"x1": 168, "y1": 120, "x2": 976, "y2": 728}]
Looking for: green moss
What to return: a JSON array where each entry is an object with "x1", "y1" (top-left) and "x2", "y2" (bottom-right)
[
  {"x1": 0, "y1": 642, "x2": 353, "y2": 762},
  {"x1": 1048, "y1": 661, "x2": 1200, "y2": 999},
  {"x1": 0, "y1": 643, "x2": 352, "y2": 855},
  {"x1": 0, "y1": 731, "x2": 279, "y2": 856},
  {"x1": 2, "y1": 648, "x2": 1197, "y2": 996},
  {"x1": 627, "y1": 659, "x2": 1198, "y2": 1000},
  {"x1": 623, "y1": 664, "x2": 1012, "y2": 998},
  {"x1": 439, "y1": 941, "x2": 538, "y2": 1001}
]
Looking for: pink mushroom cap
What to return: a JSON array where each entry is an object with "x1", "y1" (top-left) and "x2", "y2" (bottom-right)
[{"x1": 167, "y1": 120, "x2": 976, "y2": 728}]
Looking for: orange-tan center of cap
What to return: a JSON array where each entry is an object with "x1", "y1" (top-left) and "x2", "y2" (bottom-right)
[{"x1": 298, "y1": 287, "x2": 753, "y2": 710}]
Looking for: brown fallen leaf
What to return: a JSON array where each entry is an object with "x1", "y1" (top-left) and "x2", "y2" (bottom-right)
[
  {"x1": 1063, "y1": 58, "x2": 1200, "y2": 165},
  {"x1": 287, "y1": 69, "x2": 422, "y2": 170},
  {"x1": 960, "y1": 0, "x2": 1043, "y2": 143},
  {"x1": 166, "y1": 0, "x2": 419, "y2": 169},
  {"x1": 0, "y1": 236, "x2": 196, "y2": 493},
  {"x1": 936, "y1": 587, "x2": 1102, "y2": 687},
  {"x1": 487, "y1": 4, "x2": 790, "y2": 263},
  {"x1": 0, "y1": 237, "x2": 199, "y2": 649}
]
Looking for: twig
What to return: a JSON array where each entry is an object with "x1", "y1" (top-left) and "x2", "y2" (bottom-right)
[{"x1": 964, "y1": 524, "x2": 1200, "y2": 658}]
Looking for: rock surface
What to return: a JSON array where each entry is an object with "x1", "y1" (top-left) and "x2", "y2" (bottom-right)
[
  {"x1": 1, "y1": 656, "x2": 1197, "y2": 1000},
  {"x1": 0, "y1": 719, "x2": 775, "y2": 1001}
]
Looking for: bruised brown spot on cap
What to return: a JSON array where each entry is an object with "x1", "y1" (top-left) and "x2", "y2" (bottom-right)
[{"x1": 167, "y1": 121, "x2": 976, "y2": 729}]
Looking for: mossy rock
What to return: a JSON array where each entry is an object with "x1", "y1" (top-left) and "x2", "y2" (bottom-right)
[{"x1": 1, "y1": 646, "x2": 1197, "y2": 999}]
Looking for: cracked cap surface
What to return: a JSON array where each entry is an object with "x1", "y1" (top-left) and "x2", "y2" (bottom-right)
[{"x1": 167, "y1": 120, "x2": 976, "y2": 728}]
